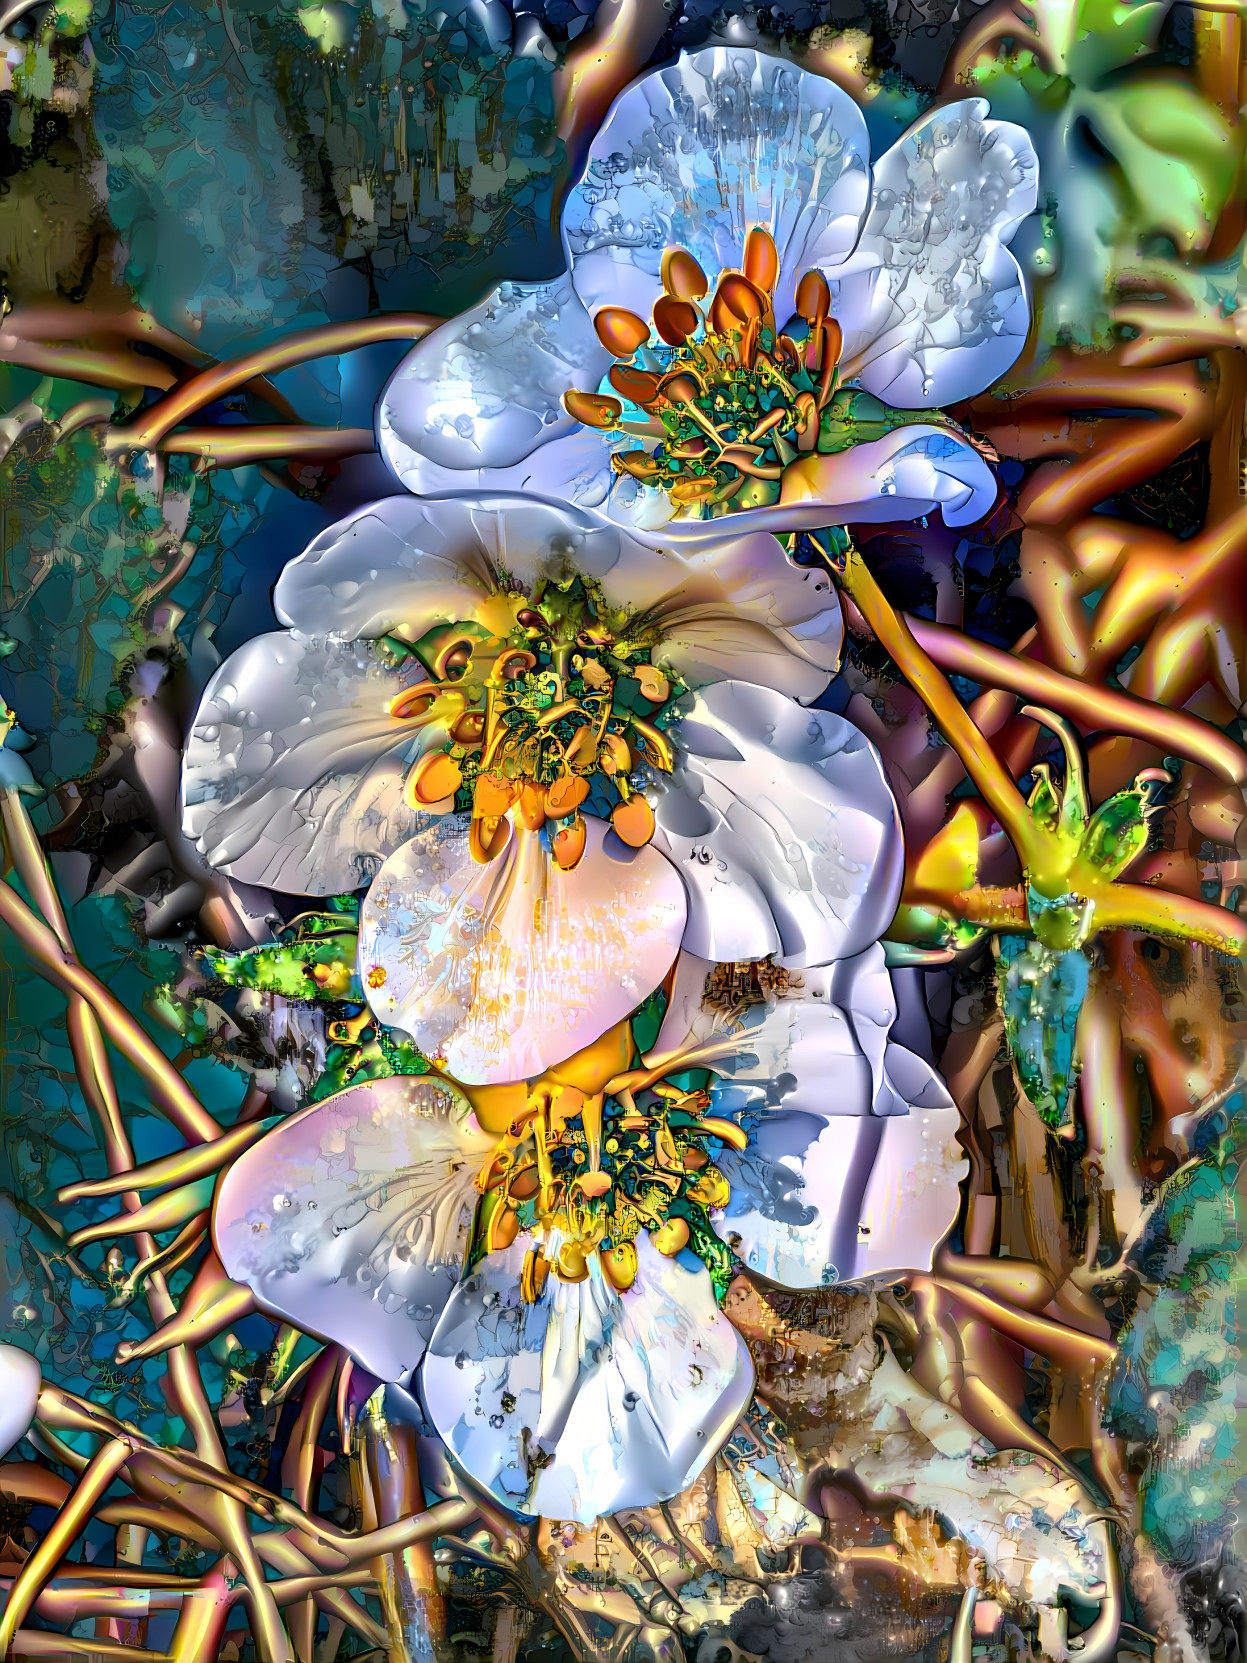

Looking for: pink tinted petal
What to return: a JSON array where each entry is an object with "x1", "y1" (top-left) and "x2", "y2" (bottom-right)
[
  {"x1": 359, "y1": 816, "x2": 687, "y2": 1084},
  {"x1": 213, "y1": 1075, "x2": 494, "y2": 1383}
]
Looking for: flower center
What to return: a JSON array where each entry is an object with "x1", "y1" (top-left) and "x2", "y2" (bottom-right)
[
  {"x1": 565, "y1": 225, "x2": 987, "y2": 520},
  {"x1": 385, "y1": 574, "x2": 679, "y2": 871},
  {"x1": 472, "y1": 1071, "x2": 743, "y2": 1296},
  {"x1": 565, "y1": 226, "x2": 843, "y2": 516}
]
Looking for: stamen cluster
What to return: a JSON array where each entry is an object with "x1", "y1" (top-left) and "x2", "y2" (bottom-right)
[
  {"x1": 566, "y1": 227, "x2": 843, "y2": 517},
  {"x1": 474, "y1": 1076, "x2": 745, "y2": 1298},
  {"x1": 384, "y1": 575, "x2": 680, "y2": 871}
]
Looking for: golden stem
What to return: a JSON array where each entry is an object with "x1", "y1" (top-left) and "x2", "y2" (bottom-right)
[
  {"x1": 0, "y1": 875, "x2": 220, "y2": 1142},
  {"x1": 67, "y1": 1180, "x2": 217, "y2": 1250},
  {"x1": 111, "y1": 315, "x2": 441, "y2": 453},
  {"x1": 111, "y1": 1214, "x2": 209, "y2": 1302},
  {"x1": 836, "y1": 544, "x2": 1042, "y2": 867},
  {"x1": 59, "y1": 1116, "x2": 271, "y2": 1203},
  {"x1": 924, "y1": 1275, "x2": 1114, "y2": 1370},
  {"x1": 0, "y1": 340, "x2": 175, "y2": 391},
  {"x1": 155, "y1": 425, "x2": 376, "y2": 467},
  {"x1": 907, "y1": 615, "x2": 1247, "y2": 785},
  {"x1": 834, "y1": 545, "x2": 1247, "y2": 954},
  {"x1": 0, "y1": 1438, "x2": 133, "y2": 1654}
]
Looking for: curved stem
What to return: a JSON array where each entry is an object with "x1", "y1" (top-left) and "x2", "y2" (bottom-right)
[
  {"x1": 906, "y1": 616, "x2": 1247, "y2": 785},
  {"x1": 0, "y1": 1438, "x2": 132, "y2": 1655},
  {"x1": 834, "y1": 543, "x2": 1041, "y2": 867},
  {"x1": 155, "y1": 425, "x2": 376, "y2": 467},
  {"x1": 0, "y1": 876, "x2": 220, "y2": 1142},
  {"x1": 109, "y1": 316, "x2": 440, "y2": 453}
]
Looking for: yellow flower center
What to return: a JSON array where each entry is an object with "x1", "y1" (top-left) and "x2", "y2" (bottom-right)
[
  {"x1": 455, "y1": 1009, "x2": 759, "y2": 1297},
  {"x1": 384, "y1": 574, "x2": 678, "y2": 871}
]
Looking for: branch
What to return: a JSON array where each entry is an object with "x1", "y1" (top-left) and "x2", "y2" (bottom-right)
[
  {"x1": 155, "y1": 425, "x2": 376, "y2": 467},
  {"x1": 0, "y1": 1438, "x2": 132, "y2": 1655},
  {"x1": 108, "y1": 315, "x2": 440, "y2": 453},
  {"x1": 906, "y1": 616, "x2": 1247, "y2": 785},
  {"x1": 0, "y1": 873, "x2": 220, "y2": 1143},
  {"x1": 836, "y1": 544, "x2": 1041, "y2": 866}
]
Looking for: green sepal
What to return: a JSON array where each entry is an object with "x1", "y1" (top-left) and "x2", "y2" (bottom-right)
[
  {"x1": 1079, "y1": 788, "x2": 1147, "y2": 878},
  {"x1": 1027, "y1": 764, "x2": 1062, "y2": 834},
  {"x1": 463, "y1": 1190, "x2": 502, "y2": 1277},
  {"x1": 202, "y1": 911, "x2": 362, "y2": 1004}
]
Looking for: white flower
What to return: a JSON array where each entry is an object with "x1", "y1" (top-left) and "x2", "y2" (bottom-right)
[
  {"x1": 0, "y1": 1344, "x2": 40, "y2": 1460},
  {"x1": 378, "y1": 48, "x2": 1037, "y2": 539},
  {"x1": 193, "y1": 497, "x2": 967, "y2": 1522}
]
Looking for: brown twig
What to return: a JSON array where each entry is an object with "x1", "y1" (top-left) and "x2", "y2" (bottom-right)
[{"x1": 108, "y1": 316, "x2": 440, "y2": 453}]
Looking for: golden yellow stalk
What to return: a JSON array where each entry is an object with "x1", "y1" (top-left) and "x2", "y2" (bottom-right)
[
  {"x1": 0, "y1": 873, "x2": 221, "y2": 1142},
  {"x1": 67, "y1": 1181, "x2": 218, "y2": 1250},
  {"x1": 0, "y1": 1438, "x2": 133, "y2": 1654},
  {"x1": 906, "y1": 615, "x2": 1247, "y2": 784},
  {"x1": 59, "y1": 1117, "x2": 271, "y2": 1203},
  {"x1": 834, "y1": 544, "x2": 1247, "y2": 955},
  {"x1": 155, "y1": 425, "x2": 376, "y2": 467}
]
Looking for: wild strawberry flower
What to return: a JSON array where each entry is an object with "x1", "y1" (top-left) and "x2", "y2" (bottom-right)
[
  {"x1": 189, "y1": 493, "x2": 964, "y2": 1521},
  {"x1": 378, "y1": 47, "x2": 1038, "y2": 537}
]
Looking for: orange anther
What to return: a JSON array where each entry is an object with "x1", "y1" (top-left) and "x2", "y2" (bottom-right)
[
  {"x1": 661, "y1": 247, "x2": 709, "y2": 300},
  {"x1": 744, "y1": 226, "x2": 780, "y2": 291},
  {"x1": 593, "y1": 306, "x2": 651, "y2": 356},
  {"x1": 563, "y1": 388, "x2": 623, "y2": 430}
]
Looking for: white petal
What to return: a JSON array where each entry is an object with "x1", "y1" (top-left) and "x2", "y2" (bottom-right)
[
  {"x1": 650, "y1": 951, "x2": 955, "y2": 1288},
  {"x1": 275, "y1": 492, "x2": 842, "y2": 700},
  {"x1": 0, "y1": 1344, "x2": 40, "y2": 1459},
  {"x1": 644, "y1": 531, "x2": 842, "y2": 702},
  {"x1": 377, "y1": 278, "x2": 612, "y2": 498},
  {"x1": 563, "y1": 47, "x2": 870, "y2": 327},
  {"x1": 273, "y1": 494, "x2": 511, "y2": 639},
  {"x1": 835, "y1": 99, "x2": 1039, "y2": 407},
  {"x1": 213, "y1": 1075, "x2": 494, "y2": 1384},
  {"x1": 527, "y1": 424, "x2": 999, "y2": 539},
  {"x1": 775, "y1": 425, "x2": 1000, "y2": 530},
  {"x1": 181, "y1": 632, "x2": 438, "y2": 896},
  {"x1": 421, "y1": 1235, "x2": 754, "y2": 1521},
  {"x1": 858, "y1": 1103, "x2": 967, "y2": 1279},
  {"x1": 359, "y1": 816, "x2": 687, "y2": 1085},
  {"x1": 653, "y1": 681, "x2": 902, "y2": 968},
  {"x1": 383, "y1": 421, "x2": 624, "y2": 518}
]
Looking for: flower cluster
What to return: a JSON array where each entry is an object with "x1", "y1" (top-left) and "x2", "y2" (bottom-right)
[{"x1": 183, "y1": 46, "x2": 1038, "y2": 1522}]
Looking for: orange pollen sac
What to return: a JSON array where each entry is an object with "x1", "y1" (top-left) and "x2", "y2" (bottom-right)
[
  {"x1": 608, "y1": 364, "x2": 664, "y2": 407},
  {"x1": 743, "y1": 225, "x2": 780, "y2": 291},
  {"x1": 652, "y1": 294, "x2": 701, "y2": 346},
  {"x1": 593, "y1": 306, "x2": 651, "y2": 356},
  {"x1": 795, "y1": 268, "x2": 831, "y2": 325},
  {"x1": 661, "y1": 246, "x2": 709, "y2": 300},
  {"x1": 563, "y1": 388, "x2": 623, "y2": 431}
]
